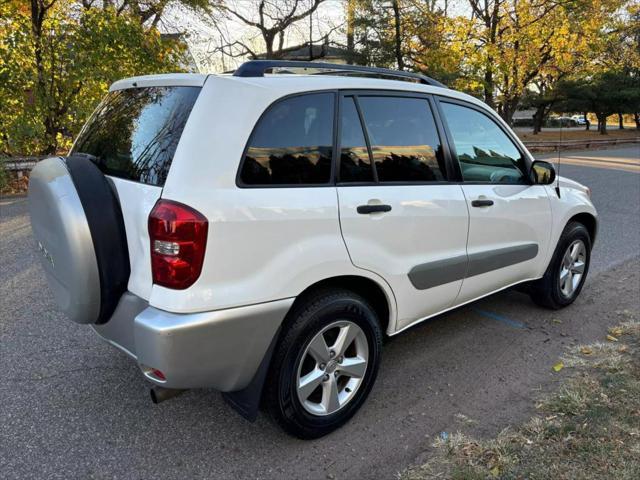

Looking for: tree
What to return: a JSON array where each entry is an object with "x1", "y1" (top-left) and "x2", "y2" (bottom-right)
[
  {"x1": 522, "y1": 75, "x2": 566, "y2": 134},
  {"x1": 213, "y1": 0, "x2": 328, "y2": 60},
  {"x1": 452, "y1": 0, "x2": 626, "y2": 124},
  {"x1": 342, "y1": 0, "x2": 455, "y2": 83},
  {"x1": 559, "y1": 71, "x2": 640, "y2": 134},
  {"x1": 0, "y1": 1, "x2": 199, "y2": 155},
  {"x1": 603, "y1": 1, "x2": 640, "y2": 129}
]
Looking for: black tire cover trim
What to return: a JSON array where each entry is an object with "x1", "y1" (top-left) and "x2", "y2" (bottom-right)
[{"x1": 65, "y1": 156, "x2": 130, "y2": 324}]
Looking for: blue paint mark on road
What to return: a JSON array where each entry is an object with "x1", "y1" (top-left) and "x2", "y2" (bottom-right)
[{"x1": 472, "y1": 308, "x2": 526, "y2": 329}]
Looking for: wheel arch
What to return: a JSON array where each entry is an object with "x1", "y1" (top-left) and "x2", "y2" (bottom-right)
[
  {"x1": 567, "y1": 212, "x2": 598, "y2": 246},
  {"x1": 288, "y1": 275, "x2": 395, "y2": 335},
  {"x1": 222, "y1": 273, "x2": 395, "y2": 421}
]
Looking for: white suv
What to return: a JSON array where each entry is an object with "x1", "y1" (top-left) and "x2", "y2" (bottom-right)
[{"x1": 28, "y1": 61, "x2": 597, "y2": 438}]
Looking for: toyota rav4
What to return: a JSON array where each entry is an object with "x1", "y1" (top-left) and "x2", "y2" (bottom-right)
[{"x1": 28, "y1": 61, "x2": 597, "y2": 439}]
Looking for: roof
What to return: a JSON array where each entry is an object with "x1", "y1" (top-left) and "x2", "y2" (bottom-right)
[
  {"x1": 220, "y1": 74, "x2": 483, "y2": 108},
  {"x1": 108, "y1": 72, "x2": 485, "y2": 113}
]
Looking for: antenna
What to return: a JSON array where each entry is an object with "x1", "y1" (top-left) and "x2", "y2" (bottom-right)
[{"x1": 556, "y1": 113, "x2": 562, "y2": 197}]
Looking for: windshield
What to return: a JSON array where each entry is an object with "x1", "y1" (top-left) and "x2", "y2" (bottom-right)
[{"x1": 71, "y1": 86, "x2": 201, "y2": 186}]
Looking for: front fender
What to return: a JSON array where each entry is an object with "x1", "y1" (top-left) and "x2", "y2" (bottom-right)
[{"x1": 542, "y1": 184, "x2": 598, "y2": 271}]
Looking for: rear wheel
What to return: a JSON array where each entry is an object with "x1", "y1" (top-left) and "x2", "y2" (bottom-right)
[
  {"x1": 264, "y1": 289, "x2": 383, "y2": 439},
  {"x1": 530, "y1": 222, "x2": 591, "y2": 309}
]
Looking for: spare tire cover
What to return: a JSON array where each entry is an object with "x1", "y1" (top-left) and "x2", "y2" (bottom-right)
[{"x1": 28, "y1": 156, "x2": 130, "y2": 324}]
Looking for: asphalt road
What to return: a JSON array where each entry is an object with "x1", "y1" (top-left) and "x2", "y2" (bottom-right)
[{"x1": 1, "y1": 146, "x2": 639, "y2": 480}]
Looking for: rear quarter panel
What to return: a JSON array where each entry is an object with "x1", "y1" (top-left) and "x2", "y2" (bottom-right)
[{"x1": 109, "y1": 177, "x2": 162, "y2": 300}]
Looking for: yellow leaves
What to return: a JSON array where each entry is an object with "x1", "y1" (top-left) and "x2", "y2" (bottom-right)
[
  {"x1": 609, "y1": 327, "x2": 624, "y2": 337},
  {"x1": 580, "y1": 346, "x2": 593, "y2": 355},
  {"x1": 606, "y1": 335, "x2": 619, "y2": 342},
  {"x1": 553, "y1": 362, "x2": 564, "y2": 372}
]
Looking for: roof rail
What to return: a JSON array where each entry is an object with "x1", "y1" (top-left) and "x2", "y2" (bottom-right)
[{"x1": 232, "y1": 60, "x2": 447, "y2": 88}]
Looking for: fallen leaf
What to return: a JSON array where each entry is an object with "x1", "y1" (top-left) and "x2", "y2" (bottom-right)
[
  {"x1": 552, "y1": 319, "x2": 562, "y2": 324},
  {"x1": 606, "y1": 335, "x2": 619, "y2": 342},
  {"x1": 490, "y1": 466, "x2": 500, "y2": 477},
  {"x1": 610, "y1": 327, "x2": 623, "y2": 336},
  {"x1": 580, "y1": 346, "x2": 593, "y2": 355},
  {"x1": 553, "y1": 361, "x2": 564, "y2": 372},
  {"x1": 618, "y1": 345, "x2": 629, "y2": 353}
]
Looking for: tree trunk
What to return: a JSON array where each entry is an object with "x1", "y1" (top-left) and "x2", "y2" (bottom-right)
[
  {"x1": 346, "y1": 0, "x2": 355, "y2": 64},
  {"x1": 596, "y1": 113, "x2": 608, "y2": 135},
  {"x1": 484, "y1": 63, "x2": 494, "y2": 108},
  {"x1": 618, "y1": 113, "x2": 624, "y2": 129},
  {"x1": 392, "y1": 0, "x2": 404, "y2": 70},
  {"x1": 263, "y1": 31, "x2": 275, "y2": 58},
  {"x1": 533, "y1": 106, "x2": 546, "y2": 134},
  {"x1": 634, "y1": 112, "x2": 640, "y2": 130},
  {"x1": 42, "y1": 114, "x2": 59, "y2": 155}
]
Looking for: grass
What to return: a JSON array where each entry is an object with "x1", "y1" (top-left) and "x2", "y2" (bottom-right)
[
  {"x1": 401, "y1": 315, "x2": 640, "y2": 480},
  {"x1": 516, "y1": 127, "x2": 639, "y2": 143}
]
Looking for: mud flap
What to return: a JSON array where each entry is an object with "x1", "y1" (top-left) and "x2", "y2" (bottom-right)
[{"x1": 222, "y1": 326, "x2": 281, "y2": 421}]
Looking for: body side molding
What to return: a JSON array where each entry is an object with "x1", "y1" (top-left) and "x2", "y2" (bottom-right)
[{"x1": 408, "y1": 243, "x2": 539, "y2": 290}]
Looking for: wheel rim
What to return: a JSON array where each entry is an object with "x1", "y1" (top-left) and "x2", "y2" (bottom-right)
[
  {"x1": 296, "y1": 320, "x2": 369, "y2": 416},
  {"x1": 559, "y1": 239, "x2": 587, "y2": 297}
]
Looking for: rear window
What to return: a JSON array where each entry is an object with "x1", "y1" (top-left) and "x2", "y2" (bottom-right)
[
  {"x1": 239, "y1": 93, "x2": 334, "y2": 186},
  {"x1": 71, "y1": 86, "x2": 201, "y2": 186}
]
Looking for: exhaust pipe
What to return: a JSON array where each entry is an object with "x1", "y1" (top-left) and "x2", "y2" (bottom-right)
[{"x1": 150, "y1": 386, "x2": 186, "y2": 404}]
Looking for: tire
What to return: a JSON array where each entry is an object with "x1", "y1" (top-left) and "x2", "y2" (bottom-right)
[
  {"x1": 529, "y1": 222, "x2": 591, "y2": 309},
  {"x1": 28, "y1": 156, "x2": 129, "y2": 324},
  {"x1": 264, "y1": 288, "x2": 383, "y2": 439}
]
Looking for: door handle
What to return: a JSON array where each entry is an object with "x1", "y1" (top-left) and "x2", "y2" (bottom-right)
[
  {"x1": 357, "y1": 204, "x2": 392, "y2": 214},
  {"x1": 471, "y1": 199, "x2": 494, "y2": 207}
]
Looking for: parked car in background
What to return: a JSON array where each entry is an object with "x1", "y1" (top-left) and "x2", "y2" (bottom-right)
[
  {"x1": 549, "y1": 116, "x2": 578, "y2": 127},
  {"x1": 28, "y1": 61, "x2": 598, "y2": 439},
  {"x1": 571, "y1": 114, "x2": 590, "y2": 126}
]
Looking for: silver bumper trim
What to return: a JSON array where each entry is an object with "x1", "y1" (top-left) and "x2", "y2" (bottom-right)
[{"x1": 93, "y1": 293, "x2": 294, "y2": 391}]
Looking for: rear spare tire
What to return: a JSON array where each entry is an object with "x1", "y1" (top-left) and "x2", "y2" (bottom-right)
[{"x1": 28, "y1": 156, "x2": 130, "y2": 324}]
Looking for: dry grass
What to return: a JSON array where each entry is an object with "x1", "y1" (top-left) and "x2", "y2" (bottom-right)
[{"x1": 402, "y1": 314, "x2": 640, "y2": 480}]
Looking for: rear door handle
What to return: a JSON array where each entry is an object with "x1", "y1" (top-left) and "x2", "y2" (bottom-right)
[
  {"x1": 471, "y1": 199, "x2": 494, "y2": 207},
  {"x1": 357, "y1": 204, "x2": 392, "y2": 214}
]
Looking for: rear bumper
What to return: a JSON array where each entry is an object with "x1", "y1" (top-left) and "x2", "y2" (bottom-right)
[{"x1": 93, "y1": 293, "x2": 294, "y2": 391}]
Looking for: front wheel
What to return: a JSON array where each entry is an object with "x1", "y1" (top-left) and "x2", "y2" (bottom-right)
[
  {"x1": 530, "y1": 222, "x2": 591, "y2": 309},
  {"x1": 264, "y1": 289, "x2": 383, "y2": 439}
]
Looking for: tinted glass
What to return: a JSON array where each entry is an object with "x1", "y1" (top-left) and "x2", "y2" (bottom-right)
[
  {"x1": 358, "y1": 96, "x2": 445, "y2": 182},
  {"x1": 240, "y1": 93, "x2": 334, "y2": 185},
  {"x1": 339, "y1": 97, "x2": 373, "y2": 182},
  {"x1": 441, "y1": 102, "x2": 527, "y2": 184},
  {"x1": 71, "y1": 86, "x2": 200, "y2": 186}
]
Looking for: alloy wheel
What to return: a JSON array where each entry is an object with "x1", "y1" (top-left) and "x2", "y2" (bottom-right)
[
  {"x1": 559, "y1": 239, "x2": 587, "y2": 297},
  {"x1": 296, "y1": 320, "x2": 369, "y2": 416}
]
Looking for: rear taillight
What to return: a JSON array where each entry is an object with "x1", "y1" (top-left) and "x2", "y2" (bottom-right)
[{"x1": 148, "y1": 199, "x2": 208, "y2": 290}]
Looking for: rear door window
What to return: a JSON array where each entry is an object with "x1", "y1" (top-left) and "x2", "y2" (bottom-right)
[
  {"x1": 357, "y1": 96, "x2": 446, "y2": 183},
  {"x1": 239, "y1": 93, "x2": 334, "y2": 186},
  {"x1": 71, "y1": 86, "x2": 201, "y2": 186}
]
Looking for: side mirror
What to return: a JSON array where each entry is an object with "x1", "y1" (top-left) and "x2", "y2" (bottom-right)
[{"x1": 530, "y1": 160, "x2": 556, "y2": 185}]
